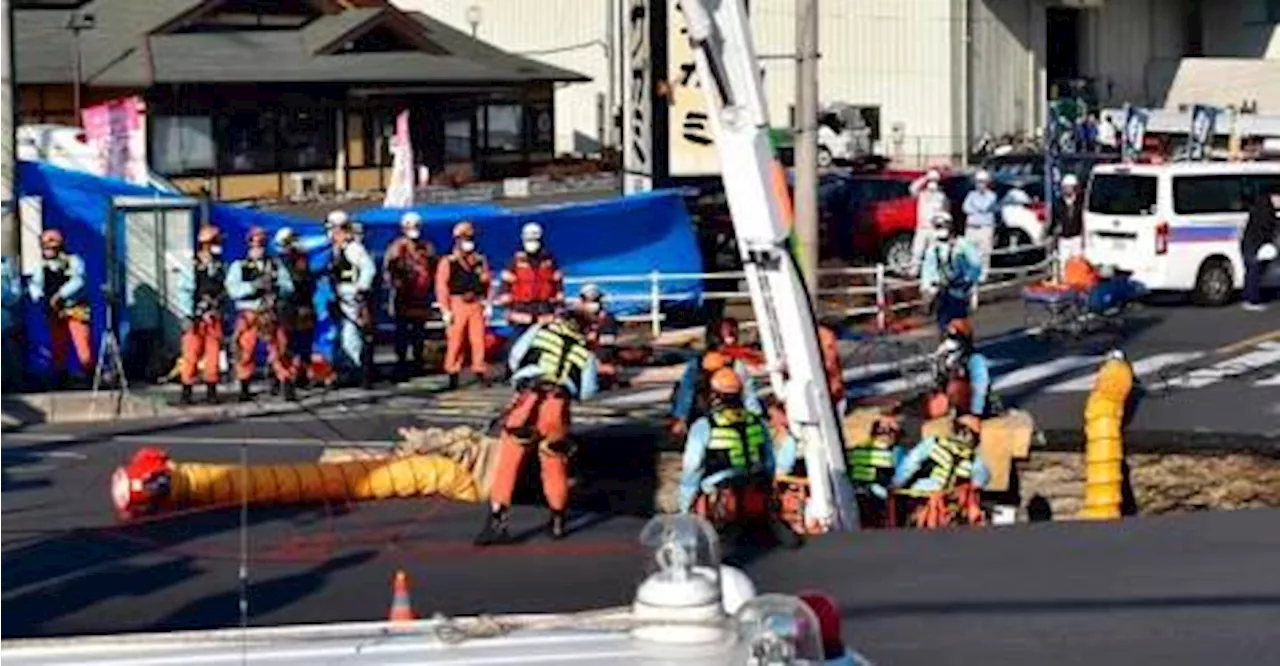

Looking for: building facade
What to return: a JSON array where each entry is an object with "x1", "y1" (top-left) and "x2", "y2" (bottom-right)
[{"x1": 14, "y1": 0, "x2": 587, "y2": 201}]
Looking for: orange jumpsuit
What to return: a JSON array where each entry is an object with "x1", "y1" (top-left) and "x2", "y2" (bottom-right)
[
  {"x1": 434, "y1": 251, "x2": 491, "y2": 376},
  {"x1": 181, "y1": 256, "x2": 226, "y2": 386},
  {"x1": 818, "y1": 325, "x2": 846, "y2": 406},
  {"x1": 489, "y1": 387, "x2": 573, "y2": 512},
  {"x1": 34, "y1": 253, "x2": 93, "y2": 375}
]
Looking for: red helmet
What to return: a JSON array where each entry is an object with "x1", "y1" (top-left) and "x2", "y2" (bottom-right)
[
  {"x1": 40, "y1": 229, "x2": 64, "y2": 249},
  {"x1": 246, "y1": 226, "x2": 267, "y2": 245},
  {"x1": 945, "y1": 318, "x2": 974, "y2": 342},
  {"x1": 701, "y1": 351, "x2": 729, "y2": 373},
  {"x1": 709, "y1": 367, "x2": 743, "y2": 395}
]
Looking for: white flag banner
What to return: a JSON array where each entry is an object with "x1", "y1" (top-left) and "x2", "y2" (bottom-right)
[{"x1": 383, "y1": 110, "x2": 415, "y2": 208}]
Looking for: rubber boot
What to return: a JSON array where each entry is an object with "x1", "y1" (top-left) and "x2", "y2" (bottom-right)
[
  {"x1": 180, "y1": 384, "x2": 194, "y2": 406},
  {"x1": 295, "y1": 369, "x2": 310, "y2": 390},
  {"x1": 238, "y1": 380, "x2": 252, "y2": 403},
  {"x1": 447, "y1": 373, "x2": 459, "y2": 390},
  {"x1": 548, "y1": 510, "x2": 567, "y2": 540},
  {"x1": 269, "y1": 377, "x2": 281, "y2": 396},
  {"x1": 473, "y1": 507, "x2": 512, "y2": 546},
  {"x1": 206, "y1": 383, "x2": 219, "y2": 404},
  {"x1": 283, "y1": 379, "x2": 298, "y2": 402}
]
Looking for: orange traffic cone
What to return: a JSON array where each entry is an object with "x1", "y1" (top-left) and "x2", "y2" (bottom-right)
[{"x1": 388, "y1": 570, "x2": 415, "y2": 623}]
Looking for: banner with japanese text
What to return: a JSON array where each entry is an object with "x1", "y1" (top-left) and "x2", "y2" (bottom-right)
[{"x1": 80, "y1": 96, "x2": 148, "y2": 186}]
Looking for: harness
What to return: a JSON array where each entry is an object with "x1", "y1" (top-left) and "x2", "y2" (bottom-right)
[
  {"x1": 519, "y1": 322, "x2": 592, "y2": 395},
  {"x1": 42, "y1": 256, "x2": 71, "y2": 301},
  {"x1": 330, "y1": 249, "x2": 357, "y2": 285},
  {"x1": 447, "y1": 254, "x2": 487, "y2": 297},
  {"x1": 704, "y1": 407, "x2": 768, "y2": 474},
  {"x1": 193, "y1": 257, "x2": 226, "y2": 318},
  {"x1": 389, "y1": 241, "x2": 433, "y2": 300}
]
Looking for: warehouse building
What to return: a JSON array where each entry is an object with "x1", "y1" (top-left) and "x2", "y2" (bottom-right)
[{"x1": 403, "y1": 0, "x2": 1280, "y2": 175}]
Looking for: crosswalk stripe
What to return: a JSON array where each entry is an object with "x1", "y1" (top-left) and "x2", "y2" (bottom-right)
[
  {"x1": 848, "y1": 358, "x2": 1015, "y2": 398},
  {"x1": 992, "y1": 355, "x2": 1103, "y2": 393},
  {"x1": 1256, "y1": 372, "x2": 1280, "y2": 387},
  {"x1": 1151, "y1": 342, "x2": 1280, "y2": 390},
  {"x1": 1045, "y1": 351, "x2": 1206, "y2": 393}
]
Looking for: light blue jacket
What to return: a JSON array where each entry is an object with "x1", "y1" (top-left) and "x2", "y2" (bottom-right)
[
  {"x1": 920, "y1": 239, "x2": 983, "y2": 299},
  {"x1": 333, "y1": 241, "x2": 376, "y2": 303},
  {"x1": 28, "y1": 253, "x2": 86, "y2": 307},
  {"x1": 1, "y1": 257, "x2": 20, "y2": 332},
  {"x1": 226, "y1": 256, "x2": 294, "y2": 312},
  {"x1": 670, "y1": 355, "x2": 762, "y2": 423},
  {"x1": 508, "y1": 322, "x2": 600, "y2": 401},
  {"x1": 962, "y1": 188, "x2": 999, "y2": 228},
  {"x1": 963, "y1": 352, "x2": 992, "y2": 416},
  {"x1": 892, "y1": 436, "x2": 990, "y2": 495},
  {"x1": 678, "y1": 410, "x2": 783, "y2": 513}
]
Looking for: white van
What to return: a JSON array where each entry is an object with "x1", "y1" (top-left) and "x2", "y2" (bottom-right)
[{"x1": 1083, "y1": 161, "x2": 1280, "y2": 305}]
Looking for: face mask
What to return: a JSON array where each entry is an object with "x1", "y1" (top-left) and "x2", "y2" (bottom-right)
[
  {"x1": 405, "y1": 228, "x2": 420, "y2": 240},
  {"x1": 934, "y1": 228, "x2": 951, "y2": 242},
  {"x1": 523, "y1": 240, "x2": 541, "y2": 254},
  {"x1": 460, "y1": 240, "x2": 476, "y2": 253},
  {"x1": 210, "y1": 245, "x2": 224, "y2": 256},
  {"x1": 584, "y1": 301, "x2": 601, "y2": 315},
  {"x1": 926, "y1": 181, "x2": 939, "y2": 191},
  {"x1": 42, "y1": 248, "x2": 57, "y2": 259},
  {"x1": 248, "y1": 246, "x2": 265, "y2": 260}
]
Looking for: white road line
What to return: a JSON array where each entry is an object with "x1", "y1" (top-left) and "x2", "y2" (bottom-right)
[
  {"x1": 1152, "y1": 342, "x2": 1280, "y2": 391},
  {"x1": 848, "y1": 358, "x2": 1015, "y2": 397},
  {"x1": 1256, "y1": 372, "x2": 1280, "y2": 387},
  {"x1": 992, "y1": 355, "x2": 1104, "y2": 393},
  {"x1": 597, "y1": 386, "x2": 672, "y2": 407},
  {"x1": 1045, "y1": 351, "x2": 1206, "y2": 393}
]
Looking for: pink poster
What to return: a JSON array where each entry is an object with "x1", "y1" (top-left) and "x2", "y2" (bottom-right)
[
  {"x1": 383, "y1": 110, "x2": 415, "y2": 208},
  {"x1": 81, "y1": 96, "x2": 147, "y2": 185}
]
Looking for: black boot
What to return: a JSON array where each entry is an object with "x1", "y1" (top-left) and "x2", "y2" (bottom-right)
[
  {"x1": 269, "y1": 377, "x2": 281, "y2": 396},
  {"x1": 549, "y1": 511, "x2": 567, "y2": 540},
  {"x1": 295, "y1": 370, "x2": 310, "y2": 390},
  {"x1": 206, "y1": 383, "x2": 218, "y2": 404},
  {"x1": 447, "y1": 373, "x2": 459, "y2": 390},
  {"x1": 238, "y1": 381, "x2": 252, "y2": 403},
  {"x1": 180, "y1": 384, "x2": 194, "y2": 406},
  {"x1": 474, "y1": 507, "x2": 512, "y2": 546},
  {"x1": 283, "y1": 380, "x2": 298, "y2": 402}
]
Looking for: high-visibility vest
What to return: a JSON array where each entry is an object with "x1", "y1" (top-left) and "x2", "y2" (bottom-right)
[
  {"x1": 846, "y1": 443, "x2": 895, "y2": 486},
  {"x1": 193, "y1": 258, "x2": 226, "y2": 317},
  {"x1": 507, "y1": 251, "x2": 559, "y2": 304},
  {"x1": 705, "y1": 407, "x2": 768, "y2": 473},
  {"x1": 920, "y1": 437, "x2": 976, "y2": 488},
  {"x1": 446, "y1": 254, "x2": 487, "y2": 297},
  {"x1": 521, "y1": 321, "x2": 592, "y2": 395}
]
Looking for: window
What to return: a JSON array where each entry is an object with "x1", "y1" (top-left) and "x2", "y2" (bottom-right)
[
  {"x1": 1246, "y1": 175, "x2": 1280, "y2": 201},
  {"x1": 217, "y1": 110, "x2": 277, "y2": 173},
  {"x1": 444, "y1": 115, "x2": 472, "y2": 163},
  {"x1": 526, "y1": 103, "x2": 553, "y2": 153},
  {"x1": 363, "y1": 108, "x2": 396, "y2": 166},
  {"x1": 277, "y1": 108, "x2": 335, "y2": 171},
  {"x1": 150, "y1": 115, "x2": 215, "y2": 175},
  {"x1": 1173, "y1": 175, "x2": 1247, "y2": 214},
  {"x1": 1088, "y1": 174, "x2": 1157, "y2": 215},
  {"x1": 1268, "y1": 0, "x2": 1280, "y2": 23},
  {"x1": 483, "y1": 105, "x2": 523, "y2": 153}
]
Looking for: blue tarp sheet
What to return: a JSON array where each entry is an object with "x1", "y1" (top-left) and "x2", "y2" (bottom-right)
[{"x1": 13, "y1": 161, "x2": 702, "y2": 378}]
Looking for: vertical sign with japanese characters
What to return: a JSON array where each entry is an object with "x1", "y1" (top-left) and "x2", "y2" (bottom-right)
[
  {"x1": 667, "y1": 0, "x2": 720, "y2": 177},
  {"x1": 82, "y1": 96, "x2": 148, "y2": 186},
  {"x1": 623, "y1": 0, "x2": 654, "y2": 194}
]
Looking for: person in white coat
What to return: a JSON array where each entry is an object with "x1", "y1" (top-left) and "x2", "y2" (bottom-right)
[
  {"x1": 962, "y1": 170, "x2": 999, "y2": 288},
  {"x1": 909, "y1": 169, "x2": 950, "y2": 275}
]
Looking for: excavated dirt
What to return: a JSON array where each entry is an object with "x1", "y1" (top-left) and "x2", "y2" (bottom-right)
[{"x1": 1020, "y1": 451, "x2": 1280, "y2": 519}]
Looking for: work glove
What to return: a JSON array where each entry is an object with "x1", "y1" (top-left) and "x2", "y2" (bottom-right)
[
  {"x1": 483, "y1": 303, "x2": 494, "y2": 321},
  {"x1": 441, "y1": 310, "x2": 454, "y2": 327}
]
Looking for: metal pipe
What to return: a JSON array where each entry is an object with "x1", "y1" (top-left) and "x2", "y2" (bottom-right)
[
  {"x1": 2, "y1": 0, "x2": 18, "y2": 258},
  {"x1": 793, "y1": 0, "x2": 819, "y2": 305}
]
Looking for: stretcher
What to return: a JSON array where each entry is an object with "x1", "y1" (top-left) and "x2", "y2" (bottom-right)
[{"x1": 1021, "y1": 275, "x2": 1139, "y2": 340}]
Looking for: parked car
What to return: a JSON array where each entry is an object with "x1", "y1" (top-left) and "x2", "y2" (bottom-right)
[
  {"x1": 813, "y1": 170, "x2": 922, "y2": 262},
  {"x1": 982, "y1": 151, "x2": 1119, "y2": 191}
]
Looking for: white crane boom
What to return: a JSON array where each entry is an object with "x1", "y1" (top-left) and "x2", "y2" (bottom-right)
[{"x1": 678, "y1": 0, "x2": 858, "y2": 530}]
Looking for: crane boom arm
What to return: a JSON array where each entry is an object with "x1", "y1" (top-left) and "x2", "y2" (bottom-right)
[{"x1": 679, "y1": 0, "x2": 857, "y2": 530}]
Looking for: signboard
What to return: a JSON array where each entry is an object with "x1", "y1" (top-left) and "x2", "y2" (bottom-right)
[
  {"x1": 383, "y1": 110, "x2": 414, "y2": 208},
  {"x1": 1121, "y1": 104, "x2": 1149, "y2": 163},
  {"x1": 1187, "y1": 104, "x2": 1218, "y2": 161},
  {"x1": 623, "y1": 0, "x2": 656, "y2": 194},
  {"x1": 80, "y1": 96, "x2": 148, "y2": 186},
  {"x1": 667, "y1": 0, "x2": 719, "y2": 177}
]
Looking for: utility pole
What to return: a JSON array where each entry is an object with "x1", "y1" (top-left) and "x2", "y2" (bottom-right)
[
  {"x1": 793, "y1": 0, "x2": 819, "y2": 304},
  {"x1": 2, "y1": 0, "x2": 18, "y2": 260}
]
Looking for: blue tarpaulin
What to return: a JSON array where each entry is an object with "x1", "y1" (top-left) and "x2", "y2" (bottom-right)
[{"x1": 14, "y1": 161, "x2": 702, "y2": 379}]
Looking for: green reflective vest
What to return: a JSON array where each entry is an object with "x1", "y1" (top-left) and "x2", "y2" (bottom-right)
[
  {"x1": 922, "y1": 437, "x2": 976, "y2": 487},
  {"x1": 524, "y1": 321, "x2": 592, "y2": 392},
  {"x1": 706, "y1": 407, "x2": 768, "y2": 472},
  {"x1": 847, "y1": 443, "x2": 896, "y2": 487}
]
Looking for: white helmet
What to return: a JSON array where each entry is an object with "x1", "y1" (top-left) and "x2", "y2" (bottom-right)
[
  {"x1": 521, "y1": 222, "x2": 543, "y2": 242},
  {"x1": 926, "y1": 169, "x2": 941, "y2": 181},
  {"x1": 975, "y1": 169, "x2": 992, "y2": 183},
  {"x1": 273, "y1": 227, "x2": 296, "y2": 248},
  {"x1": 719, "y1": 565, "x2": 758, "y2": 615},
  {"x1": 400, "y1": 211, "x2": 423, "y2": 229},
  {"x1": 1061, "y1": 173, "x2": 1080, "y2": 189},
  {"x1": 326, "y1": 209, "x2": 349, "y2": 229},
  {"x1": 580, "y1": 283, "x2": 603, "y2": 301},
  {"x1": 931, "y1": 211, "x2": 953, "y2": 227}
]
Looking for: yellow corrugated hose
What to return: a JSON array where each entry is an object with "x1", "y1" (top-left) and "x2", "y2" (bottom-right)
[
  {"x1": 170, "y1": 456, "x2": 481, "y2": 508},
  {"x1": 1080, "y1": 352, "x2": 1133, "y2": 520}
]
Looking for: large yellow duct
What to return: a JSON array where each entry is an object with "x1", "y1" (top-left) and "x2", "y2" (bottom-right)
[{"x1": 1080, "y1": 352, "x2": 1134, "y2": 520}]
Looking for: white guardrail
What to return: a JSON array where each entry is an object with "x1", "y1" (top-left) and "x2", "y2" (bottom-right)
[{"x1": 550, "y1": 241, "x2": 1055, "y2": 338}]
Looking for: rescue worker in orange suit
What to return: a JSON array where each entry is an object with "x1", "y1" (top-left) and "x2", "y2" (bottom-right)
[
  {"x1": 383, "y1": 212, "x2": 436, "y2": 381},
  {"x1": 475, "y1": 316, "x2": 600, "y2": 546},
  {"x1": 177, "y1": 225, "x2": 227, "y2": 405},
  {"x1": 435, "y1": 221, "x2": 492, "y2": 389},
  {"x1": 28, "y1": 229, "x2": 93, "y2": 388},
  {"x1": 498, "y1": 222, "x2": 563, "y2": 342},
  {"x1": 817, "y1": 323, "x2": 847, "y2": 415},
  {"x1": 275, "y1": 227, "x2": 317, "y2": 389},
  {"x1": 670, "y1": 349, "x2": 762, "y2": 439},
  {"x1": 572, "y1": 283, "x2": 622, "y2": 388},
  {"x1": 226, "y1": 227, "x2": 295, "y2": 402}
]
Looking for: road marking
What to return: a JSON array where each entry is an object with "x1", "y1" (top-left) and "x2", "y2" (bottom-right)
[
  {"x1": 1216, "y1": 329, "x2": 1280, "y2": 355},
  {"x1": 992, "y1": 355, "x2": 1104, "y2": 393},
  {"x1": 847, "y1": 358, "x2": 1015, "y2": 398},
  {"x1": 1152, "y1": 342, "x2": 1280, "y2": 390},
  {"x1": 111, "y1": 435, "x2": 395, "y2": 448},
  {"x1": 1256, "y1": 372, "x2": 1280, "y2": 387},
  {"x1": 1045, "y1": 351, "x2": 1206, "y2": 393}
]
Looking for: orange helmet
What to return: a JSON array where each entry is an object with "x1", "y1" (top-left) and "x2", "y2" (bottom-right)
[
  {"x1": 197, "y1": 225, "x2": 221, "y2": 245},
  {"x1": 955, "y1": 414, "x2": 982, "y2": 436},
  {"x1": 701, "y1": 350, "x2": 729, "y2": 373},
  {"x1": 40, "y1": 229, "x2": 64, "y2": 249},
  {"x1": 246, "y1": 226, "x2": 267, "y2": 245},
  {"x1": 452, "y1": 221, "x2": 475, "y2": 239},
  {"x1": 945, "y1": 318, "x2": 974, "y2": 342},
  {"x1": 871, "y1": 415, "x2": 901, "y2": 438},
  {"x1": 709, "y1": 367, "x2": 743, "y2": 395}
]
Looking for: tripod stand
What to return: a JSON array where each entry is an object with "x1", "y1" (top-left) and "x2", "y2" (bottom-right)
[{"x1": 90, "y1": 287, "x2": 130, "y2": 419}]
